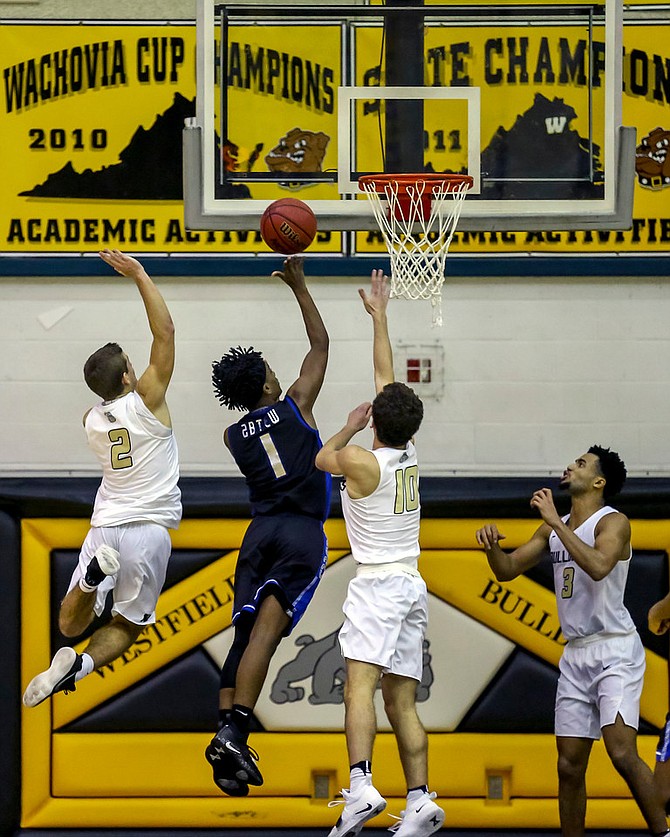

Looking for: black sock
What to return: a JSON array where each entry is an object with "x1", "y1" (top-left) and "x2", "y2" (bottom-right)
[
  {"x1": 408, "y1": 784, "x2": 429, "y2": 794},
  {"x1": 218, "y1": 708, "x2": 231, "y2": 730},
  {"x1": 350, "y1": 760, "x2": 372, "y2": 774},
  {"x1": 230, "y1": 703, "x2": 252, "y2": 738}
]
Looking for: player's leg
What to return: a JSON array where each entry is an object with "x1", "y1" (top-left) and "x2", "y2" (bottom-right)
[
  {"x1": 344, "y1": 658, "x2": 383, "y2": 764},
  {"x1": 556, "y1": 735, "x2": 593, "y2": 836},
  {"x1": 380, "y1": 575, "x2": 444, "y2": 837},
  {"x1": 23, "y1": 530, "x2": 121, "y2": 707},
  {"x1": 602, "y1": 715, "x2": 669, "y2": 835},
  {"x1": 381, "y1": 673, "x2": 426, "y2": 787},
  {"x1": 655, "y1": 715, "x2": 670, "y2": 815},
  {"x1": 233, "y1": 593, "x2": 291, "y2": 709},
  {"x1": 82, "y1": 613, "x2": 143, "y2": 667},
  {"x1": 60, "y1": 530, "x2": 121, "y2": 637},
  {"x1": 598, "y1": 633, "x2": 669, "y2": 835},
  {"x1": 327, "y1": 658, "x2": 386, "y2": 837},
  {"x1": 207, "y1": 616, "x2": 254, "y2": 797}
]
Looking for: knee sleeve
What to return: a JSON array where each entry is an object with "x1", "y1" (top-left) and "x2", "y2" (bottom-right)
[{"x1": 220, "y1": 617, "x2": 253, "y2": 689}]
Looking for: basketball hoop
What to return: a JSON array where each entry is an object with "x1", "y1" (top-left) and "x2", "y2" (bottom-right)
[{"x1": 359, "y1": 173, "x2": 473, "y2": 326}]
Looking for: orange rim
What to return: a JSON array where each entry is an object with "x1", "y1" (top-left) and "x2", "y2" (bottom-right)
[{"x1": 359, "y1": 173, "x2": 473, "y2": 194}]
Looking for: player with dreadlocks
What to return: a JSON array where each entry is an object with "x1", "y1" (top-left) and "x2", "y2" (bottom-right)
[{"x1": 205, "y1": 255, "x2": 330, "y2": 796}]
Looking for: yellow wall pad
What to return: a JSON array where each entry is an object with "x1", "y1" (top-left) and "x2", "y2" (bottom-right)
[
  {"x1": 420, "y1": 549, "x2": 668, "y2": 728},
  {"x1": 21, "y1": 518, "x2": 670, "y2": 831},
  {"x1": 50, "y1": 731, "x2": 658, "y2": 800},
  {"x1": 22, "y1": 792, "x2": 657, "y2": 830}
]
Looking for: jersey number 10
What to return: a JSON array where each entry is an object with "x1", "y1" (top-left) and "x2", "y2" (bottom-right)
[{"x1": 394, "y1": 465, "x2": 419, "y2": 514}]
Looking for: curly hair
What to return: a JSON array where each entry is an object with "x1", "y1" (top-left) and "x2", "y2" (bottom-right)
[
  {"x1": 212, "y1": 346, "x2": 267, "y2": 411},
  {"x1": 83, "y1": 342, "x2": 128, "y2": 400},
  {"x1": 588, "y1": 444, "x2": 627, "y2": 500},
  {"x1": 372, "y1": 382, "x2": 424, "y2": 447}
]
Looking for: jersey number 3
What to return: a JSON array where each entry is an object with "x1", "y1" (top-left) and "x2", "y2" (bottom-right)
[
  {"x1": 394, "y1": 465, "x2": 419, "y2": 514},
  {"x1": 561, "y1": 566, "x2": 575, "y2": 599}
]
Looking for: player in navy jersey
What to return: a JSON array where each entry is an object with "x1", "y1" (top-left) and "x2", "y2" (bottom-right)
[
  {"x1": 648, "y1": 589, "x2": 670, "y2": 816},
  {"x1": 205, "y1": 255, "x2": 330, "y2": 796},
  {"x1": 477, "y1": 448, "x2": 670, "y2": 837}
]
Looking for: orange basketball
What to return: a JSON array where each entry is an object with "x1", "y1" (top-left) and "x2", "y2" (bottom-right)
[{"x1": 260, "y1": 198, "x2": 317, "y2": 255}]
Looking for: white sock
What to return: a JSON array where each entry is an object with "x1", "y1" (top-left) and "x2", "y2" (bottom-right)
[
  {"x1": 78, "y1": 578, "x2": 98, "y2": 593},
  {"x1": 75, "y1": 652, "x2": 95, "y2": 682},
  {"x1": 349, "y1": 766, "x2": 372, "y2": 795},
  {"x1": 407, "y1": 787, "x2": 430, "y2": 806}
]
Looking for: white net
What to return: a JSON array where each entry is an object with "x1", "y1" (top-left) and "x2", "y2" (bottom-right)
[{"x1": 360, "y1": 176, "x2": 472, "y2": 326}]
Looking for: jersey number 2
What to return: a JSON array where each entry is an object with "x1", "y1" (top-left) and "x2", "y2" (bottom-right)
[
  {"x1": 108, "y1": 428, "x2": 133, "y2": 470},
  {"x1": 394, "y1": 465, "x2": 419, "y2": 514}
]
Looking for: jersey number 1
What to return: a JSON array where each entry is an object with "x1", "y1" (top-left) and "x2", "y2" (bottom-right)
[
  {"x1": 394, "y1": 465, "x2": 419, "y2": 514},
  {"x1": 260, "y1": 434, "x2": 287, "y2": 478}
]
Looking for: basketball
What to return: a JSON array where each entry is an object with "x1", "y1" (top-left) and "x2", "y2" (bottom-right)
[{"x1": 260, "y1": 198, "x2": 317, "y2": 255}]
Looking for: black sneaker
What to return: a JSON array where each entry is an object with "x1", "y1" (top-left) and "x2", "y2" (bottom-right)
[
  {"x1": 23, "y1": 647, "x2": 83, "y2": 707},
  {"x1": 214, "y1": 775, "x2": 250, "y2": 797},
  {"x1": 205, "y1": 736, "x2": 250, "y2": 796},
  {"x1": 205, "y1": 724, "x2": 263, "y2": 786},
  {"x1": 83, "y1": 545, "x2": 120, "y2": 588}
]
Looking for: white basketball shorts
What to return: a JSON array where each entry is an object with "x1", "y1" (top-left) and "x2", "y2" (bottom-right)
[
  {"x1": 555, "y1": 631, "x2": 645, "y2": 739},
  {"x1": 68, "y1": 522, "x2": 172, "y2": 625},
  {"x1": 338, "y1": 569, "x2": 428, "y2": 682}
]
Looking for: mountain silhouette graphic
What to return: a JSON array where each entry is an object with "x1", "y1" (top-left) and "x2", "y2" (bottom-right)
[
  {"x1": 479, "y1": 92, "x2": 604, "y2": 199},
  {"x1": 427, "y1": 92, "x2": 604, "y2": 201},
  {"x1": 19, "y1": 92, "x2": 251, "y2": 201}
]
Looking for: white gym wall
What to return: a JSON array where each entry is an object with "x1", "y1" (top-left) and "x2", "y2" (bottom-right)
[{"x1": 2, "y1": 271, "x2": 669, "y2": 477}]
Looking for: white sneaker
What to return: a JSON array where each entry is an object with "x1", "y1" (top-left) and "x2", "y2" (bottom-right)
[
  {"x1": 80, "y1": 545, "x2": 120, "y2": 590},
  {"x1": 23, "y1": 647, "x2": 83, "y2": 708},
  {"x1": 388, "y1": 792, "x2": 445, "y2": 836},
  {"x1": 328, "y1": 783, "x2": 387, "y2": 837}
]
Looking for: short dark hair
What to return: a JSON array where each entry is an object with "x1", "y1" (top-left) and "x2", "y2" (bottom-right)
[
  {"x1": 372, "y1": 382, "x2": 424, "y2": 447},
  {"x1": 588, "y1": 444, "x2": 627, "y2": 500},
  {"x1": 212, "y1": 346, "x2": 266, "y2": 411},
  {"x1": 83, "y1": 342, "x2": 127, "y2": 400}
]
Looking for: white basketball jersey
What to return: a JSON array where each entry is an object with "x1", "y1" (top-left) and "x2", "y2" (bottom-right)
[
  {"x1": 86, "y1": 391, "x2": 182, "y2": 529},
  {"x1": 340, "y1": 442, "x2": 420, "y2": 566},
  {"x1": 549, "y1": 506, "x2": 635, "y2": 641}
]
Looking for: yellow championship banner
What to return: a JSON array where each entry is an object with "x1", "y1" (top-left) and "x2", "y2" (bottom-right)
[
  {"x1": 2, "y1": 17, "x2": 669, "y2": 256},
  {"x1": 354, "y1": 20, "x2": 670, "y2": 255},
  {"x1": 0, "y1": 23, "x2": 343, "y2": 255}
]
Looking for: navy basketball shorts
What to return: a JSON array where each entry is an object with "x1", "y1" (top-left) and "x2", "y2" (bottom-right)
[{"x1": 232, "y1": 513, "x2": 328, "y2": 635}]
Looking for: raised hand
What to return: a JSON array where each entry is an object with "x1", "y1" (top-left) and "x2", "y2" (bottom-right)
[
  {"x1": 475, "y1": 523, "x2": 506, "y2": 550},
  {"x1": 272, "y1": 255, "x2": 306, "y2": 291},
  {"x1": 358, "y1": 268, "x2": 390, "y2": 317},
  {"x1": 530, "y1": 487, "x2": 562, "y2": 528},
  {"x1": 346, "y1": 402, "x2": 373, "y2": 433},
  {"x1": 98, "y1": 249, "x2": 145, "y2": 279}
]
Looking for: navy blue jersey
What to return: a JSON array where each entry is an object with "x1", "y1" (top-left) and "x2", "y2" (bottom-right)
[{"x1": 226, "y1": 396, "x2": 331, "y2": 521}]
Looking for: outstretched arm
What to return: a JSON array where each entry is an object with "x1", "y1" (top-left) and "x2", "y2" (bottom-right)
[
  {"x1": 98, "y1": 249, "x2": 175, "y2": 421},
  {"x1": 277, "y1": 256, "x2": 329, "y2": 424},
  {"x1": 358, "y1": 269, "x2": 393, "y2": 393},
  {"x1": 476, "y1": 522, "x2": 550, "y2": 581}
]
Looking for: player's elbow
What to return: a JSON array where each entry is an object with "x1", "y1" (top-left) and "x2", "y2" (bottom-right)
[
  {"x1": 588, "y1": 565, "x2": 610, "y2": 582},
  {"x1": 314, "y1": 450, "x2": 330, "y2": 473}
]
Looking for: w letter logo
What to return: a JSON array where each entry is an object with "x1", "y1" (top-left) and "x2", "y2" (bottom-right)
[{"x1": 545, "y1": 116, "x2": 567, "y2": 135}]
